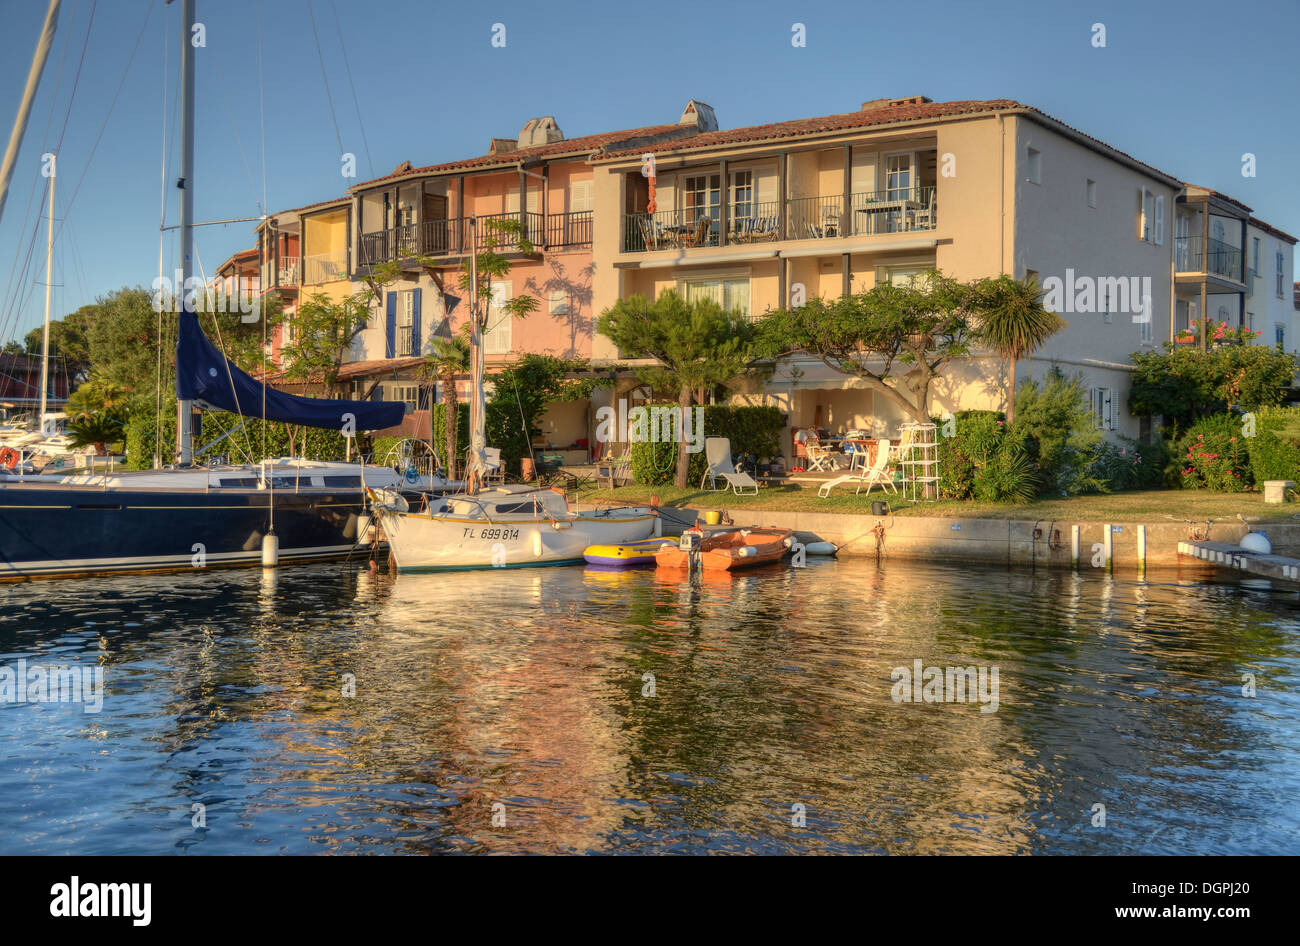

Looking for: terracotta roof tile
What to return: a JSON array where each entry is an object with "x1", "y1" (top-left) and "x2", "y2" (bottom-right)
[
  {"x1": 348, "y1": 122, "x2": 694, "y2": 190},
  {"x1": 1249, "y1": 216, "x2": 1298, "y2": 244}
]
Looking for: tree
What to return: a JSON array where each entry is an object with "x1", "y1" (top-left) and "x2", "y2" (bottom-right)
[
  {"x1": 65, "y1": 410, "x2": 125, "y2": 455},
  {"x1": 65, "y1": 377, "x2": 129, "y2": 419},
  {"x1": 278, "y1": 290, "x2": 371, "y2": 389},
  {"x1": 598, "y1": 290, "x2": 761, "y2": 487},
  {"x1": 1129, "y1": 339, "x2": 1297, "y2": 434},
  {"x1": 758, "y1": 271, "x2": 975, "y2": 424},
  {"x1": 422, "y1": 330, "x2": 470, "y2": 477},
  {"x1": 970, "y1": 274, "x2": 1065, "y2": 425},
  {"x1": 486, "y1": 353, "x2": 609, "y2": 474}
]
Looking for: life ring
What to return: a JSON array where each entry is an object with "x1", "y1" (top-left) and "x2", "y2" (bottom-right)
[{"x1": 0, "y1": 447, "x2": 18, "y2": 469}]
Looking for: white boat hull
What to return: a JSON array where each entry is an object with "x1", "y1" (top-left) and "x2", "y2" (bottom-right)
[{"x1": 382, "y1": 507, "x2": 659, "y2": 571}]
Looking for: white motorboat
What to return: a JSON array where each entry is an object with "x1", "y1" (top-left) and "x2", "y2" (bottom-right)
[{"x1": 371, "y1": 484, "x2": 659, "y2": 571}]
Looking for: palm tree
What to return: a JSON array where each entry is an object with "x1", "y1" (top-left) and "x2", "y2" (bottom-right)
[
  {"x1": 65, "y1": 410, "x2": 125, "y2": 455},
  {"x1": 973, "y1": 275, "x2": 1065, "y2": 425},
  {"x1": 423, "y1": 331, "x2": 471, "y2": 478}
]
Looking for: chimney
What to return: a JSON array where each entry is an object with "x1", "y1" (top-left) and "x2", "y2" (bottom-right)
[
  {"x1": 862, "y1": 95, "x2": 933, "y2": 110},
  {"x1": 488, "y1": 138, "x2": 518, "y2": 155},
  {"x1": 680, "y1": 99, "x2": 718, "y2": 132},
  {"x1": 518, "y1": 116, "x2": 564, "y2": 148}
]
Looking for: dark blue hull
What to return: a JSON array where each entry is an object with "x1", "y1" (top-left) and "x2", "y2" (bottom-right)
[{"x1": 0, "y1": 482, "x2": 398, "y2": 580}]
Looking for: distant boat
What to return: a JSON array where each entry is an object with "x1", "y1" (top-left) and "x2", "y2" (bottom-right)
[
  {"x1": 371, "y1": 485, "x2": 659, "y2": 572},
  {"x1": 655, "y1": 527, "x2": 794, "y2": 571}
]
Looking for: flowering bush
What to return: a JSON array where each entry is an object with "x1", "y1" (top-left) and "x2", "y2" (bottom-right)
[{"x1": 1175, "y1": 414, "x2": 1251, "y2": 492}]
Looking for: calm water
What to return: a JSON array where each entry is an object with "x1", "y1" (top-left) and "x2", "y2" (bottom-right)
[{"x1": 2, "y1": 557, "x2": 1298, "y2": 855}]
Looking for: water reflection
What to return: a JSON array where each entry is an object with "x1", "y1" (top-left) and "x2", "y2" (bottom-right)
[{"x1": 1, "y1": 559, "x2": 1298, "y2": 854}]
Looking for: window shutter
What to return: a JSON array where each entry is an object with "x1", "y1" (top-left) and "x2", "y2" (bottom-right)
[
  {"x1": 385, "y1": 292, "x2": 397, "y2": 358},
  {"x1": 1137, "y1": 188, "x2": 1146, "y2": 240},
  {"x1": 1154, "y1": 195, "x2": 1165, "y2": 245},
  {"x1": 1108, "y1": 390, "x2": 1118, "y2": 431},
  {"x1": 411, "y1": 288, "x2": 422, "y2": 355}
]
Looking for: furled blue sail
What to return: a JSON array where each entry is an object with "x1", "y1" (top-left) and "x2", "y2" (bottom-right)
[{"x1": 176, "y1": 314, "x2": 405, "y2": 431}]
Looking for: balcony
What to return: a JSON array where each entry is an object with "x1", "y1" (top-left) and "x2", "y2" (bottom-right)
[
  {"x1": 1175, "y1": 236, "x2": 1242, "y2": 282},
  {"x1": 358, "y1": 211, "x2": 587, "y2": 267},
  {"x1": 622, "y1": 187, "x2": 936, "y2": 253},
  {"x1": 303, "y1": 251, "x2": 347, "y2": 285},
  {"x1": 276, "y1": 256, "x2": 300, "y2": 287}
]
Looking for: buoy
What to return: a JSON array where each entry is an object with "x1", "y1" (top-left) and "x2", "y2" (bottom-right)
[
  {"x1": 803, "y1": 541, "x2": 837, "y2": 556},
  {"x1": 1240, "y1": 531, "x2": 1272, "y2": 554},
  {"x1": 261, "y1": 531, "x2": 279, "y2": 567}
]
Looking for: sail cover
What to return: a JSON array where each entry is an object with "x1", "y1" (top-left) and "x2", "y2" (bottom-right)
[{"x1": 176, "y1": 314, "x2": 406, "y2": 431}]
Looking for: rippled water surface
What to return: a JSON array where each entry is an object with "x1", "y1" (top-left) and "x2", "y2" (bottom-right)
[{"x1": 2, "y1": 557, "x2": 1298, "y2": 854}]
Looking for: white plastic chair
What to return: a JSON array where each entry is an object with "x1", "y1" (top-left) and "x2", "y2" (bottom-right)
[
  {"x1": 817, "y1": 439, "x2": 894, "y2": 498},
  {"x1": 701, "y1": 437, "x2": 759, "y2": 495}
]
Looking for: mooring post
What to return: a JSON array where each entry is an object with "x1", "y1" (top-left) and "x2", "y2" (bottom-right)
[
  {"x1": 1137, "y1": 524, "x2": 1147, "y2": 575},
  {"x1": 1071, "y1": 525, "x2": 1080, "y2": 568},
  {"x1": 1104, "y1": 524, "x2": 1114, "y2": 572}
]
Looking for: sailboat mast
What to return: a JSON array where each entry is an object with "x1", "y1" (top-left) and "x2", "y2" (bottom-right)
[
  {"x1": 38, "y1": 154, "x2": 54, "y2": 427},
  {"x1": 0, "y1": 0, "x2": 60, "y2": 225},
  {"x1": 175, "y1": 0, "x2": 196, "y2": 464},
  {"x1": 467, "y1": 217, "x2": 486, "y2": 495}
]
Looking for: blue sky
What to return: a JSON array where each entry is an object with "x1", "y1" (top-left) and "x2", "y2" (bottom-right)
[{"x1": 1, "y1": 0, "x2": 1297, "y2": 344}]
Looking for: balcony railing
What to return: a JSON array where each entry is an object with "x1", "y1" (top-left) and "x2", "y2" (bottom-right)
[
  {"x1": 622, "y1": 187, "x2": 936, "y2": 252},
  {"x1": 276, "y1": 256, "x2": 300, "y2": 286},
  {"x1": 544, "y1": 210, "x2": 593, "y2": 248},
  {"x1": 1175, "y1": 236, "x2": 1242, "y2": 281},
  {"x1": 359, "y1": 212, "x2": 553, "y2": 266},
  {"x1": 302, "y1": 251, "x2": 348, "y2": 285}
]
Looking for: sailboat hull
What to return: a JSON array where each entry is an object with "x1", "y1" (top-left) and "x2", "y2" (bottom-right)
[{"x1": 0, "y1": 483, "x2": 394, "y2": 580}]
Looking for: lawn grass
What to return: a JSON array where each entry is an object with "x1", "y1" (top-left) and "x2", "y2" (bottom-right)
[{"x1": 573, "y1": 482, "x2": 1300, "y2": 523}]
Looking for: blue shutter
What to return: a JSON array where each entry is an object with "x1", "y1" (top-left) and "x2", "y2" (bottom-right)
[
  {"x1": 385, "y1": 292, "x2": 396, "y2": 358},
  {"x1": 411, "y1": 288, "x2": 422, "y2": 356}
]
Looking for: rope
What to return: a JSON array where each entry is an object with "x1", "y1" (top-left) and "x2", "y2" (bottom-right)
[
  {"x1": 305, "y1": 0, "x2": 345, "y2": 159},
  {"x1": 329, "y1": 0, "x2": 372, "y2": 179}
]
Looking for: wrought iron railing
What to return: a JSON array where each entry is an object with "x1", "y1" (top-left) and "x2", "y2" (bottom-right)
[
  {"x1": 1175, "y1": 236, "x2": 1243, "y2": 281},
  {"x1": 276, "y1": 256, "x2": 299, "y2": 286},
  {"x1": 360, "y1": 213, "x2": 546, "y2": 264},
  {"x1": 544, "y1": 210, "x2": 593, "y2": 248},
  {"x1": 622, "y1": 187, "x2": 937, "y2": 251}
]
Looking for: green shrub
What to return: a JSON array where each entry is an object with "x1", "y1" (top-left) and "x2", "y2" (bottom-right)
[
  {"x1": 1175, "y1": 413, "x2": 1251, "y2": 492},
  {"x1": 629, "y1": 437, "x2": 685, "y2": 486},
  {"x1": 1011, "y1": 369, "x2": 1104, "y2": 495},
  {"x1": 936, "y1": 410, "x2": 1036, "y2": 503},
  {"x1": 1086, "y1": 436, "x2": 1169, "y2": 491},
  {"x1": 1246, "y1": 407, "x2": 1300, "y2": 484},
  {"x1": 702, "y1": 404, "x2": 784, "y2": 461}
]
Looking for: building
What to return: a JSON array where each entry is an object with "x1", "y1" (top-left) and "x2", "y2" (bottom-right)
[
  {"x1": 240, "y1": 95, "x2": 1297, "y2": 464},
  {"x1": 590, "y1": 96, "x2": 1182, "y2": 444}
]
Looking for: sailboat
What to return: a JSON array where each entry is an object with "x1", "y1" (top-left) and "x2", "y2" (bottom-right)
[
  {"x1": 0, "y1": 0, "x2": 450, "y2": 580},
  {"x1": 368, "y1": 218, "x2": 659, "y2": 571}
]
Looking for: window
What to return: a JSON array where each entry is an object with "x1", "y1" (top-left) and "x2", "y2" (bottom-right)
[
  {"x1": 886, "y1": 154, "x2": 914, "y2": 198},
  {"x1": 484, "y1": 281, "x2": 512, "y2": 354},
  {"x1": 569, "y1": 179, "x2": 593, "y2": 213},
  {"x1": 684, "y1": 276, "x2": 750, "y2": 318},
  {"x1": 684, "y1": 174, "x2": 720, "y2": 219},
  {"x1": 1278, "y1": 251, "x2": 1286, "y2": 297},
  {"x1": 1137, "y1": 188, "x2": 1163, "y2": 244},
  {"x1": 882, "y1": 265, "x2": 932, "y2": 288},
  {"x1": 1253, "y1": 237, "x2": 1261, "y2": 276},
  {"x1": 1140, "y1": 311, "x2": 1152, "y2": 345},
  {"x1": 549, "y1": 289, "x2": 568, "y2": 314},
  {"x1": 1025, "y1": 147, "x2": 1041, "y2": 185},
  {"x1": 1276, "y1": 323, "x2": 1287, "y2": 347},
  {"x1": 397, "y1": 290, "x2": 416, "y2": 355},
  {"x1": 384, "y1": 384, "x2": 417, "y2": 411},
  {"x1": 1086, "y1": 179, "x2": 1097, "y2": 208},
  {"x1": 1089, "y1": 387, "x2": 1116, "y2": 431},
  {"x1": 730, "y1": 170, "x2": 754, "y2": 220}
]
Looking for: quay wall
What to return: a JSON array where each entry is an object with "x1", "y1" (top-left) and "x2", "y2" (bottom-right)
[{"x1": 612, "y1": 505, "x2": 1300, "y2": 571}]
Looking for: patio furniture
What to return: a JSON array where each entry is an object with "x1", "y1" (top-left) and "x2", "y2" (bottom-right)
[
  {"x1": 686, "y1": 215, "x2": 713, "y2": 247},
  {"x1": 701, "y1": 437, "x2": 759, "y2": 495},
  {"x1": 596, "y1": 447, "x2": 632, "y2": 489},
  {"x1": 817, "y1": 438, "x2": 895, "y2": 498},
  {"x1": 638, "y1": 217, "x2": 660, "y2": 251},
  {"x1": 805, "y1": 437, "x2": 841, "y2": 472},
  {"x1": 482, "y1": 446, "x2": 506, "y2": 485},
  {"x1": 909, "y1": 190, "x2": 936, "y2": 229}
]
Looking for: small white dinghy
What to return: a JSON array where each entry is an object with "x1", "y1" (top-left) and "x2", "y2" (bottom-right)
[{"x1": 370, "y1": 484, "x2": 660, "y2": 571}]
